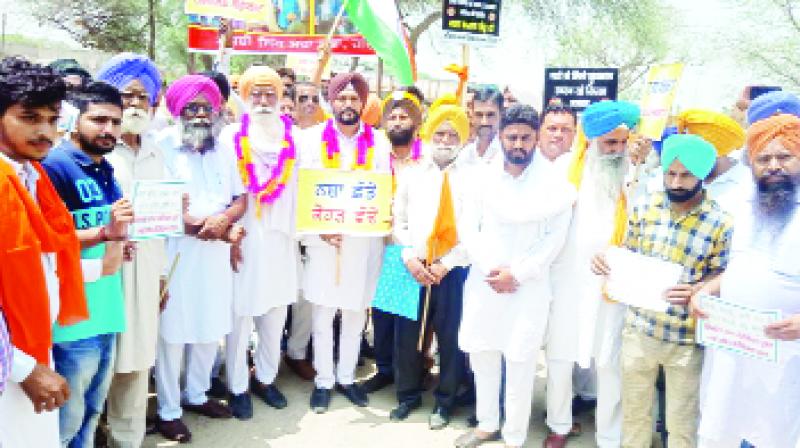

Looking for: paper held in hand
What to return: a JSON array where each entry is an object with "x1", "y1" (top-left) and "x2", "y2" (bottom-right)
[
  {"x1": 697, "y1": 295, "x2": 782, "y2": 363},
  {"x1": 603, "y1": 247, "x2": 682, "y2": 313},
  {"x1": 129, "y1": 180, "x2": 186, "y2": 241}
]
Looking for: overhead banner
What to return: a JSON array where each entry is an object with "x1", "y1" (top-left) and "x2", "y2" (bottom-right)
[
  {"x1": 296, "y1": 169, "x2": 392, "y2": 236},
  {"x1": 186, "y1": 1, "x2": 375, "y2": 56},
  {"x1": 442, "y1": 0, "x2": 501, "y2": 46},
  {"x1": 638, "y1": 63, "x2": 684, "y2": 140},
  {"x1": 543, "y1": 67, "x2": 619, "y2": 112},
  {"x1": 185, "y1": 0, "x2": 270, "y2": 23}
]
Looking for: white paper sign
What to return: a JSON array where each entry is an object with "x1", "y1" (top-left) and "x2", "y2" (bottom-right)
[
  {"x1": 697, "y1": 295, "x2": 782, "y2": 363},
  {"x1": 604, "y1": 247, "x2": 682, "y2": 312},
  {"x1": 129, "y1": 180, "x2": 185, "y2": 241}
]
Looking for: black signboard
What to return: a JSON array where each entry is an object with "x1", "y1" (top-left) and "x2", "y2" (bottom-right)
[
  {"x1": 543, "y1": 67, "x2": 619, "y2": 112},
  {"x1": 442, "y1": 0, "x2": 501, "y2": 46}
]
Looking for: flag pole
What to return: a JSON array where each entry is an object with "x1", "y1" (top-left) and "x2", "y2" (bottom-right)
[{"x1": 417, "y1": 242, "x2": 435, "y2": 352}]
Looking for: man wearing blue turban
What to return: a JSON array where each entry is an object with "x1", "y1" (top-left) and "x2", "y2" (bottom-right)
[
  {"x1": 97, "y1": 53, "x2": 166, "y2": 448},
  {"x1": 545, "y1": 99, "x2": 641, "y2": 448}
]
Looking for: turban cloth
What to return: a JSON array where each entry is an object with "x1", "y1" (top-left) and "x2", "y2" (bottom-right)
[
  {"x1": 361, "y1": 93, "x2": 382, "y2": 127},
  {"x1": 96, "y1": 53, "x2": 161, "y2": 106},
  {"x1": 747, "y1": 90, "x2": 800, "y2": 125},
  {"x1": 746, "y1": 113, "x2": 800, "y2": 163},
  {"x1": 581, "y1": 100, "x2": 641, "y2": 139},
  {"x1": 419, "y1": 94, "x2": 470, "y2": 146},
  {"x1": 327, "y1": 72, "x2": 369, "y2": 105},
  {"x1": 660, "y1": 134, "x2": 717, "y2": 179},
  {"x1": 676, "y1": 109, "x2": 745, "y2": 157},
  {"x1": 164, "y1": 75, "x2": 223, "y2": 118},
  {"x1": 238, "y1": 65, "x2": 283, "y2": 101},
  {"x1": 381, "y1": 90, "x2": 423, "y2": 125},
  {"x1": 653, "y1": 126, "x2": 679, "y2": 155}
]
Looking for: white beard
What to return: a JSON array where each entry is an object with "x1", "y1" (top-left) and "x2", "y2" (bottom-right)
[
  {"x1": 250, "y1": 108, "x2": 284, "y2": 151},
  {"x1": 583, "y1": 141, "x2": 628, "y2": 203},
  {"x1": 121, "y1": 108, "x2": 151, "y2": 135}
]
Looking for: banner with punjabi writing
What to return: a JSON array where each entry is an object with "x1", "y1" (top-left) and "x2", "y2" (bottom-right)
[
  {"x1": 185, "y1": 0, "x2": 271, "y2": 23},
  {"x1": 296, "y1": 169, "x2": 392, "y2": 236},
  {"x1": 638, "y1": 63, "x2": 684, "y2": 140}
]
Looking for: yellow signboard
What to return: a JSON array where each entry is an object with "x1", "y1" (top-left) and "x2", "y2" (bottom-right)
[
  {"x1": 185, "y1": 0, "x2": 270, "y2": 23},
  {"x1": 296, "y1": 169, "x2": 392, "y2": 236},
  {"x1": 639, "y1": 63, "x2": 684, "y2": 140}
]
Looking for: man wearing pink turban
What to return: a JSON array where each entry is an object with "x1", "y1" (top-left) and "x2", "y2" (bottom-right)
[{"x1": 153, "y1": 74, "x2": 246, "y2": 443}]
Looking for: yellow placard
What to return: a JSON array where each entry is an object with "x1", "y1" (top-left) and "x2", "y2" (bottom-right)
[
  {"x1": 639, "y1": 63, "x2": 684, "y2": 140},
  {"x1": 296, "y1": 169, "x2": 392, "y2": 236},
  {"x1": 185, "y1": 0, "x2": 270, "y2": 23}
]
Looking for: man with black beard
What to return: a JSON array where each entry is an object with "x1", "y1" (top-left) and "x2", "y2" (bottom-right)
[
  {"x1": 361, "y1": 87, "x2": 425, "y2": 395},
  {"x1": 693, "y1": 113, "x2": 800, "y2": 448},
  {"x1": 592, "y1": 134, "x2": 733, "y2": 448},
  {"x1": 297, "y1": 72, "x2": 391, "y2": 413},
  {"x1": 42, "y1": 81, "x2": 133, "y2": 448},
  {"x1": 96, "y1": 52, "x2": 166, "y2": 448}
]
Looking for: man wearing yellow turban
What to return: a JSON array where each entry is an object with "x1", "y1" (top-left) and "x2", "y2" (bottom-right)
[
  {"x1": 693, "y1": 113, "x2": 800, "y2": 448},
  {"x1": 546, "y1": 100, "x2": 640, "y2": 448},
  {"x1": 389, "y1": 97, "x2": 472, "y2": 430},
  {"x1": 217, "y1": 64, "x2": 296, "y2": 420}
]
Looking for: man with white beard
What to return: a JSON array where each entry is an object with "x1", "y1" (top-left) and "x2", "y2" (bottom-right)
[
  {"x1": 96, "y1": 53, "x2": 167, "y2": 448},
  {"x1": 544, "y1": 100, "x2": 640, "y2": 448},
  {"x1": 218, "y1": 66, "x2": 297, "y2": 419}
]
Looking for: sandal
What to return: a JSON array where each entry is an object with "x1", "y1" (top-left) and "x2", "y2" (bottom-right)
[{"x1": 157, "y1": 417, "x2": 192, "y2": 444}]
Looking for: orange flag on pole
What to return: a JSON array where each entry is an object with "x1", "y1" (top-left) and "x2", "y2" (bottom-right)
[{"x1": 426, "y1": 172, "x2": 458, "y2": 264}]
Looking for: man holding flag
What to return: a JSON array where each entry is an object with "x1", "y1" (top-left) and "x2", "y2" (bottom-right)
[
  {"x1": 456, "y1": 105, "x2": 575, "y2": 448},
  {"x1": 390, "y1": 96, "x2": 472, "y2": 429}
]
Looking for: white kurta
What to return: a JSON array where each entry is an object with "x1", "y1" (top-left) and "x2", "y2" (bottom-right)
[
  {"x1": 459, "y1": 154, "x2": 575, "y2": 361},
  {"x1": 218, "y1": 123, "x2": 299, "y2": 317},
  {"x1": 157, "y1": 127, "x2": 243, "y2": 343},
  {"x1": 0, "y1": 155, "x2": 60, "y2": 448},
  {"x1": 105, "y1": 134, "x2": 167, "y2": 372},
  {"x1": 297, "y1": 122, "x2": 391, "y2": 312},
  {"x1": 698, "y1": 193, "x2": 800, "y2": 448},
  {"x1": 458, "y1": 136, "x2": 503, "y2": 167}
]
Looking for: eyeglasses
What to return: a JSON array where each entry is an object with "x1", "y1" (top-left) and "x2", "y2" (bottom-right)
[
  {"x1": 121, "y1": 91, "x2": 150, "y2": 104},
  {"x1": 182, "y1": 103, "x2": 213, "y2": 117},
  {"x1": 297, "y1": 95, "x2": 320, "y2": 104}
]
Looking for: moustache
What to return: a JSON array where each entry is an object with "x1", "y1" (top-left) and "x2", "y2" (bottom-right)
[
  {"x1": 252, "y1": 106, "x2": 274, "y2": 115},
  {"x1": 28, "y1": 137, "x2": 53, "y2": 147}
]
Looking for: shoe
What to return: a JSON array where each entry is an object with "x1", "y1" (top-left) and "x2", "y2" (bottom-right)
[
  {"x1": 182, "y1": 399, "x2": 233, "y2": 419},
  {"x1": 571, "y1": 395, "x2": 596, "y2": 416},
  {"x1": 336, "y1": 383, "x2": 369, "y2": 407},
  {"x1": 543, "y1": 433, "x2": 568, "y2": 448},
  {"x1": 156, "y1": 417, "x2": 192, "y2": 444},
  {"x1": 310, "y1": 387, "x2": 332, "y2": 413},
  {"x1": 252, "y1": 380, "x2": 288, "y2": 409},
  {"x1": 207, "y1": 376, "x2": 227, "y2": 399},
  {"x1": 229, "y1": 393, "x2": 253, "y2": 420},
  {"x1": 360, "y1": 337, "x2": 375, "y2": 359},
  {"x1": 454, "y1": 430, "x2": 501, "y2": 448},
  {"x1": 389, "y1": 398, "x2": 422, "y2": 421},
  {"x1": 429, "y1": 405, "x2": 451, "y2": 430},
  {"x1": 466, "y1": 414, "x2": 478, "y2": 428},
  {"x1": 361, "y1": 372, "x2": 394, "y2": 394},
  {"x1": 285, "y1": 356, "x2": 316, "y2": 381}
]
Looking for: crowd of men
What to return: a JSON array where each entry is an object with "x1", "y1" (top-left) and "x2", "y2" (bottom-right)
[{"x1": 0, "y1": 51, "x2": 798, "y2": 448}]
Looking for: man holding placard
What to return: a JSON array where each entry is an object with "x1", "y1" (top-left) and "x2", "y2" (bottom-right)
[
  {"x1": 692, "y1": 113, "x2": 800, "y2": 448},
  {"x1": 390, "y1": 96, "x2": 471, "y2": 429},
  {"x1": 154, "y1": 75, "x2": 246, "y2": 443},
  {"x1": 296, "y1": 72, "x2": 391, "y2": 413},
  {"x1": 591, "y1": 134, "x2": 733, "y2": 448},
  {"x1": 220, "y1": 65, "x2": 297, "y2": 419},
  {"x1": 97, "y1": 52, "x2": 167, "y2": 448}
]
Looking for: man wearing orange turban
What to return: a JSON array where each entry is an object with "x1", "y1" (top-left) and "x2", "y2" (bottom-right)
[{"x1": 693, "y1": 113, "x2": 800, "y2": 448}]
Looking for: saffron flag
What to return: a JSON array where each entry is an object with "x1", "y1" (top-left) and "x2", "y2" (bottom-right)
[
  {"x1": 345, "y1": 0, "x2": 416, "y2": 85},
  {"x1": 426, "y1": 172, "x2": 458, "y2": 264}
]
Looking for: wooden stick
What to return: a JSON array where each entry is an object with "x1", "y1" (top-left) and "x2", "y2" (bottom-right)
[
  {"x1": 326, "y1": 0, "x2": 349, "y2": 43},
  {"x1": 335, "y1": 246, "x2": 342, "y2": 286},
  {"x1": 417, "y1": 285, "x2": 432, "y2": 352},
  {"x1": 160, "y1": 252, "x2": 181, "y2": 302}
]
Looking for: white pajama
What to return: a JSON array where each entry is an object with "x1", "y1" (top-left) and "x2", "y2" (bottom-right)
[
  {"x1": 287, "y1": 297, "x2": 313, "y2": 360},
  {"x1": 546, "y1": 359, "x2": 574, "y2": 436},
  {"x1": 155, "y1": 339, "x2": 218, "y2": 420},
  {"x1": 311, "y1": 304, "x2": 367, "y2": 389},
  {"x1": 225, "y1": 307, "x2": 288, "y2": 394},
  {"x1": 471, "y1": 351, "x2": 537, "y2": 447}
]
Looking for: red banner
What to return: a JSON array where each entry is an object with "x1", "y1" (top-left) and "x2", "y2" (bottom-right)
[{"x1": 188, "y1": 25, "x2": 375, "y2": 56}]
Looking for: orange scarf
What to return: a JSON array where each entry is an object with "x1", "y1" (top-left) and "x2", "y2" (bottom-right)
[{"x1": 0, "y1": 158, "x2": 88, "y2": 365}]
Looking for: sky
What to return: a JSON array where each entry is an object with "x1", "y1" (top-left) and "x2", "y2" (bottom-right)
[{"x1": 0, "y1": 0, "x2": 786, "y2": 110}]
